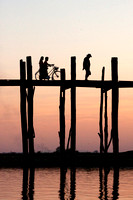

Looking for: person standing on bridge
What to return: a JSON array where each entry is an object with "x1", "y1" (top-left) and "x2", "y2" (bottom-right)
[
  {"x1": 43, "y1": 57, "x2": 54, "y2": 80},
  {"x1": 39, "y1": 56, "x2": 44, "y2": 80},
  {"x1": 83, "y1": 54, "x2": 92, "y2": 80}
]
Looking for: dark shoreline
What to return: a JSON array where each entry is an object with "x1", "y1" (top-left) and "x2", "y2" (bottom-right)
[{"x1": 0, "y1": 151, "x2": 133, "y2": 168}]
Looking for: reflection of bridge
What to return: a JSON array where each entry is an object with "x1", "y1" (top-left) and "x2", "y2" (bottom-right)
[
  {"x1": 21, "y1": 167, "x2": 119, "y2": 200},
  {"x1": 0, "y1": 56, "x2": 133, "y2": 155}
]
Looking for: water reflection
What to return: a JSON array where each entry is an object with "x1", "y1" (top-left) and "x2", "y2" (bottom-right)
[
  {"x1": 21, "y1": 167, "x2": 119, "y2": 200},
  {"x1": 22, "y1": 168, "x2": 35, "y2": 200},
  {"x1": 70, "y1": 168, "x2": 76, "y2": 200},
  {"x1": 59, "y1": 167, "x2": 76, "y2": 200},
  {"x1": 112, "y1": 167, "x2": 119, "y2": 200},
  {"x1": 99, "y1": 167, "x2": 119, "y2": 200}
]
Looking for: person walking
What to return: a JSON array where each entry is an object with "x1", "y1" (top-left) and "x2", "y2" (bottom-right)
[
  {"x1": 39, "y1": 56, "x2": 44, "y2": 80},
  {"x1": 83, "y1": 54, "x2": 92, "y2": 80},
  {"x1": 43, "y1": 57, "x2": 54, "y2": 79}
]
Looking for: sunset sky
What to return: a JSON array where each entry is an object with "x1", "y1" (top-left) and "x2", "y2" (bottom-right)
[{"x1": 1, "y1": 0, "x2": 133, "y2": 152}]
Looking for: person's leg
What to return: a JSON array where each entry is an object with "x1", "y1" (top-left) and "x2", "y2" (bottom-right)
[{"x1": 85, "y1": 69, "x2": 89, "y2": 80}]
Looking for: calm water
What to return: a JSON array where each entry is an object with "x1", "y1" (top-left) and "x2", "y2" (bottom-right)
[{"x1": 0, "y1": 167, "x2": 133, "y2": 199}]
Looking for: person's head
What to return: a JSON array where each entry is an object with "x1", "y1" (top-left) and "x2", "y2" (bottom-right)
[
  {"x1": 45, "y1": 57, "x2": 49, "y2": 61},
  {"x1": 39, "y1": 56, "x2": 44, "y2": 64},
  {"x1": 40, "y1": 56, "x2": 44, "y2": 61},
  {"x1": 87, "y1": 54, "x2": 92, "y2": 58}
]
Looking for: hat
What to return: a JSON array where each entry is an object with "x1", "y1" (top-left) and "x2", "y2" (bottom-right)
[{"x1": 87, "y1": 54, "x2": 92, "y2": 57}]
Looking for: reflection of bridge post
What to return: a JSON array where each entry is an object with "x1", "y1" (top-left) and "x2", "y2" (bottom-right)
[
  {"x1": 22, "y1": 168, "x2": 35, "y2": 200},
  {"x1": 59, "y1": 167, "x2": 67, "y2": 200},
  {"x1": 104, "y1": 168, "x2": 108, "y2": 199},
  {"x1": 99, "y1": 167, "x2": 119, "y2": 200},
  {"x1": 112, "y1": 167, "x2": 119, "y2": 200},
  {"x1": 99, "y1": 167, "x2": 103, "y2": 199},
  {"x1": 22, "y1": 168, "x2": 28, "y2": 200},
  {"x1": 29, "y1": 168, "x2": 35, "y2": 200},
  {"x1": 99, "y1": 167, "x2": 109, "y2": 200},
  {"x1": 70, "y1": 167, "x2": 76, "y2": 200},
  {"x1": 59, "y1": 167, "x2": 76, "y2": 200}
]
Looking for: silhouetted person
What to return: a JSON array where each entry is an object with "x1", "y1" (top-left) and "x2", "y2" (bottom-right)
[
  {"x1": 39, "y1": 56, "x2": 44, "y2": 80},
  {"x1": 43, "y1": 57, "x2": 54, "y2": 80},
  {"x1": 83, "y1": 54, "x2": 92, "y2": 80}
]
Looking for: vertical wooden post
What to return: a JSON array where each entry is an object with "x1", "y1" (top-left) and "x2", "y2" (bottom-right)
[
  {"x1": 27, "y1": 56, "x2": 35, "y2": 155},
  {"x1": 59, "y1": 69, "x2": 65, "y2": 154},
  {"x1": 99, "y1": 67, "x2": 105, "y2": 153},
  {"x1": 71, "y1": 57, "x2": 76, "y2": 153},
  {"x1": 20, "y1": 60, "x2": 28, "y2": 155},
  {"x1": 111, "y1": 57, "x2": 119, "y2": 154},
  {"x1": 104, "y1": 90, "x2": 108, "y2": 153}
]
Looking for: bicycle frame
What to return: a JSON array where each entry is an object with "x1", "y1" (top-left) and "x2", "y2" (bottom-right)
[{"x1": 35, "y1": 66, "x2": 60, "y2": 80}]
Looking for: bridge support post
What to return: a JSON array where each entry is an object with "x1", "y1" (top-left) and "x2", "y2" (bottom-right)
[
  {"x1": 111, "y1": 57, "x2": 119, "y2": 154},
  {"x1": 71, "y1": 57, "x2": 76, "y2": 153},
  {"x1": 20, "y1": 60, "x2": 28, "y2": 155},
  {"x1": 27, "y1": 56, "x2": 35, "y2": 155},
  {"x1": 104, "y1": 89, "x2": 108, "y2": 153},
  {"x1": 99, "y1": 67, "x2": 105, "y2": 153},
  {"x1": 59, "y1": 69, "x2": 65, "y2": 154}
]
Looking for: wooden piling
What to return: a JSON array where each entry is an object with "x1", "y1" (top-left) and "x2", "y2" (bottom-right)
[
  {"x1": 104, "y1": 90, "x2": 108, "y2": 153},
  {"x1": 111, "y1": 57, "x2": 119, "y2": 154},
  {"x1": 27, "y1": 56, "x2": 35, "y2": 155},
  {"x1": 99, "y1": 67, "x2": 105, "y2": 153},
  {"x1": 20, "y1": 60, "x2": 28, "y2": 155},
  {"x1": 71, "y1": 57, "x2": 76, "y2": 153},
  {"x1": 59, "y1": 69, "x2": 65, "y2": 154}
]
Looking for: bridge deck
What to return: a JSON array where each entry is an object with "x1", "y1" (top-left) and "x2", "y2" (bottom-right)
[{"x1": 0, "y1": 79, "x2": 133, "y2": 89}]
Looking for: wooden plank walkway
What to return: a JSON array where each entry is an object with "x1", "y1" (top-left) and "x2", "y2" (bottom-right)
[{"x1": 0, "y1": 79, "x2": 133, "y2": 89}]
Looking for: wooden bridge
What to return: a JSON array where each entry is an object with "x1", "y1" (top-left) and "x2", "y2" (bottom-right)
[{"x1": 0, "y1": 56, "x2": 133, "y2": 155}]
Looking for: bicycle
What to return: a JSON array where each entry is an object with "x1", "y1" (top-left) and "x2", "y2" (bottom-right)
[{"x1": 35, "y1": 65, "x2": 60, "y2": 80}]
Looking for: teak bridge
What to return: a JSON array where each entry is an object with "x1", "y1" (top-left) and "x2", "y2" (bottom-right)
[{"x1": 0, "y1": 56, "x2": 133, "y2": 155}]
